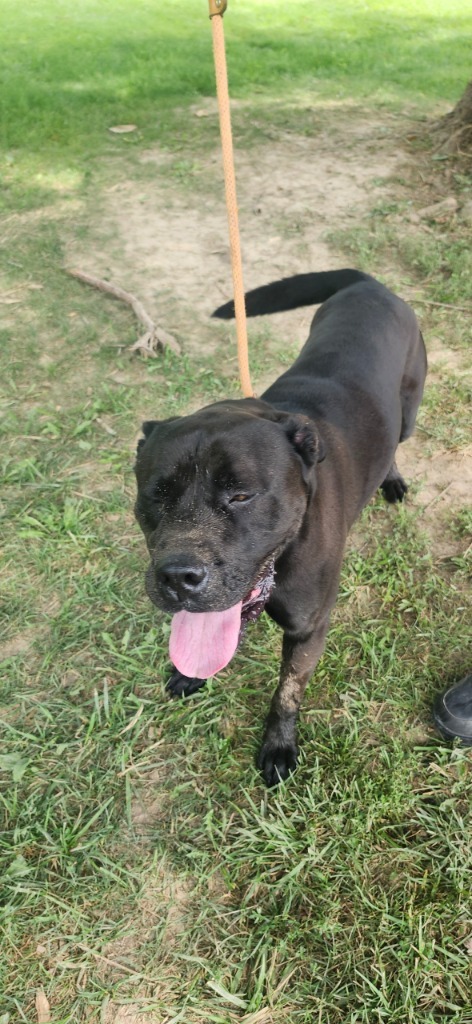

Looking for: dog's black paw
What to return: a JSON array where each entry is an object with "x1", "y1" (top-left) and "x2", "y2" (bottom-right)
[
  {"x1": 381, "y1": 475, "x2": 408, "y2": 504},
  {"x1": 166, "y1": 669, "x2": 207, "y2": 698},
  {"x1": 258, "y1": 738, "x2": 298, "y2": 787}
]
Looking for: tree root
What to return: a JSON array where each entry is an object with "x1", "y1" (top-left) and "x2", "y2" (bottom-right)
[{"x1": 65, "y1": 268, "x2": 181, "y2": 357}]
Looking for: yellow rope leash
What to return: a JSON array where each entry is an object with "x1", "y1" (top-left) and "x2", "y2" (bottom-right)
[{"x1": 208, "y1": 0, "x2": 254, "y2": 398}]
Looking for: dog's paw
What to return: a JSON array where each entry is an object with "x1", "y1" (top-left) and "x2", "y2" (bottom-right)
[
  {"x1": 166, "y1": 669, "x2": 207, "y2": 698},
  {"x1": 258, "y1": 738, "x2": 298, "y2": 787},
  {"x1": 381, "y1": 475, "x2": 408, "y2": 504}
]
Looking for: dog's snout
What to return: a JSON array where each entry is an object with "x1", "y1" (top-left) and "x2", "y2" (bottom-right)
[{"x1": 157, "y1": 556, "x2": 209, "y2": 603}]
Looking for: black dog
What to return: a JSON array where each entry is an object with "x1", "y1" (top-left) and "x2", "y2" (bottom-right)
[{"x1": 135, "y1": 269, "x2": 427, "y2": 786}]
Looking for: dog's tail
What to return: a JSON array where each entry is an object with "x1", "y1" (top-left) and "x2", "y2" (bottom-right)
[{"x1": 212, "y1": 269, "x2": 374, "y2": 319}]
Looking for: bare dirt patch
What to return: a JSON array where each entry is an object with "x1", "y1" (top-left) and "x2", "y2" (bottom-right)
[
  {"x1": 130, "y1": 766, "x2": 170, "y2": 831},
  {"x1": 102, "y1": 1004, "x2": 155, "y2": 1024},
  {"x1": 398, "y1": 436, "x2": 472, "y2": 558},
  {"x1": 0, "y1": 633, "x2": 34, "y2": 660},
  {"x1": 69, "y1": 110, "x2": 402, "y2": 357}
]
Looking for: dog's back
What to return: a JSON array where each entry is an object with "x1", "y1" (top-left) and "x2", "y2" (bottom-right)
[{"x1": 214, "y1": 269, "x2": 426, "y2": 450}]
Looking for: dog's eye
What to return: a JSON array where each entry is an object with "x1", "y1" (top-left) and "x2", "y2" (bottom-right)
[{"x1": 229, "y1": 493, "x2": 254, "y2": 504}]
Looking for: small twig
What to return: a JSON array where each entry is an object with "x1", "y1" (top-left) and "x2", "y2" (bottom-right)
[
  {"x1": 65, "y1": 268, "x2": 181, "y2": 357},
  {"x1": 77, "y1": 942, "x2": 157, "y2": 985},
  {"x1": 95, "y1": 416, "x2": 117, "y2": 436},
  {"x1": 420, "y1": 482, "x2": 453, "y2": 515},
  {"x1": 410, "y1": 298, "x2": 472, "y2": 313}
]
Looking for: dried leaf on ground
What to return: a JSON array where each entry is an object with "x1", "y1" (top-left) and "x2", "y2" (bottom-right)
[
  {"x1": 108, "y1": 125, "x2": 137, "y2": 134},
  {"x1": 35, "y1": 988, "x2": 51, "y2": 1023}
]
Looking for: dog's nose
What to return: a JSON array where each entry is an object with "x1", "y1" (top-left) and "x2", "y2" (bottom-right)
[{"x1": 157, "y1": 556, "x2": 209, "y2": 603}]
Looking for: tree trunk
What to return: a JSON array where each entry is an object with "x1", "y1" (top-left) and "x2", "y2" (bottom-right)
[{"x1": 433, "y1": 81, "x2": 472, "y2": 160}]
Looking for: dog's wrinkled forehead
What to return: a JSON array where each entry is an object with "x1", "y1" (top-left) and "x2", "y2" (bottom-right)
[{"x1": 137, "y1": 411, "x2": 286, "y2": 496}]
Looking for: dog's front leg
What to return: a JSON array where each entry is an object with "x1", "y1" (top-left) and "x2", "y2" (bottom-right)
[
  {"x1": 258, "y1": 620, "x2": 330, "y2": 787},
  {"x1": 166, "y1": 668, "x2": 207, "y2": 698}
]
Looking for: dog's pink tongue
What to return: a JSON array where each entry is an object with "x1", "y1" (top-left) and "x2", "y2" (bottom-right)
[{"x1": 169, "y1": 602, "x2": 242, "y2": 679}]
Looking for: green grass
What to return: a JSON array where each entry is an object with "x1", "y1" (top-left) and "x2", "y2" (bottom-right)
[
  {"x1": 1, "y1": 463, "x2": 471, "y2": 1020},
  {"x1": 1, "y1": 1, "x2": 472, "y2": 1021},
  {"x1": 1, "y1": 324, "x2": 471, "y2": 1020},
  {"x1": 1, "y1": 0, "x2": 471, "y2": 211},
  {"x1": 329, "y1": 195, "x2": 472, "y2": 356},
  {"x1": 331, "y1": 218, "x2": 472, "y2": 312}
]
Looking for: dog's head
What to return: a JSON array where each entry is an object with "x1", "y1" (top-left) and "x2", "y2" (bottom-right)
[{"x1": 134, "y1": 398, "x2": 325, "y2": 614}]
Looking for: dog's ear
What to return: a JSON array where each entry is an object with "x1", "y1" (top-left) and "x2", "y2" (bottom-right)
[
  {"x1": 136, "y1": 417, "x2": 181, "y2": 453},
  {"x1": 136, "y1": 420, "x2": 159, "y2": 454},
  {"x1": 142, "y1": 420, "x2": 160, "y2": 437},
  {"x1": 283, "y1": 414, "x2": 325, "y2": 482}
]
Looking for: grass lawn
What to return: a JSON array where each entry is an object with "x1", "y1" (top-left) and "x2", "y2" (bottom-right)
[{"x1": 1, "y1": 1, "x2": 472, "y2": 1022}]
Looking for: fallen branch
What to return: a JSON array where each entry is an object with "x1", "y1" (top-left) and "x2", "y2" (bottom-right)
[
  {"x1": 77, "y1": 942, "x2": 158, "y2": 985},
  {"x1": 420, "y1": 482, "x2": 453, "y2": 515},
  {"x1": 410, "y1": 298, "x2": 472, "y2": 313},
  {"x1": 65, "y1": 268, "x2": 181, "y2": 357}
]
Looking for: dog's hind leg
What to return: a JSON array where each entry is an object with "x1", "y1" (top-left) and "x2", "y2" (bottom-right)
[
  {"x1": 380, "y1": 460, "x2": 408, "y2": 504},
  {"x1": 380, "y1": 334, "x2": 427, "y2": 505},
  {"x1": 399, "y1": 332, "x2": 427, "y2": 443}
]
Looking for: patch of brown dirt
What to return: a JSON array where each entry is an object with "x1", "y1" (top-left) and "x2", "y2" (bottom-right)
[
  {"x1": 0, "y1": 590, "x2": 61, "y2": 665},
  {"x1": 140, "y1": 870, "x2": 194, "y2": 944},
  {"x1": 130, "y1": 766, "x2": 170, "y2": 831},
  {"x1": 102, "y1": 1005, "x2": 155, "y2": 1024},
  {"x1": 0, "y1": 633, "x2": 34, "y2": 659},
  {"x1": 69, "y1": 111, "x2": 402, "y2": 362},
  {"x1": 397, "y1": 435, "x2": 472, "y2": 558}
]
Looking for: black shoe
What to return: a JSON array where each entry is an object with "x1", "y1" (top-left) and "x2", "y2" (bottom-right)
[{"x1": 433, "y1": 674, "x2": 472, "y2": 745}]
